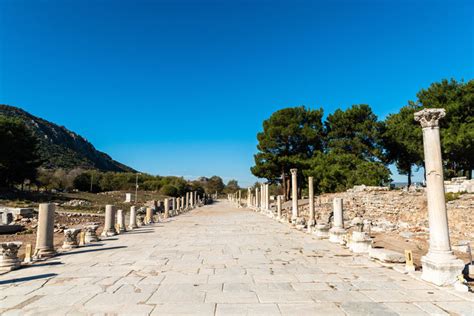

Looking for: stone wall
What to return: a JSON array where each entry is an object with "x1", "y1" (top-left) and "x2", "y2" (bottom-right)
[{"x1": 282, "y1": 189, "x2": 474, "y2": 244}]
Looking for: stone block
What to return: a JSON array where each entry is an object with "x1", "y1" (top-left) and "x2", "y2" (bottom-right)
[{"x1": 368, "y1": 248, "x2": 405, "y2": 263}]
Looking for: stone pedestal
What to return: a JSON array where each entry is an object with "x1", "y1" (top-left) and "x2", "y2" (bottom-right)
[
  {"x1": 101, "y1": 205, "x2": 117, "y2": 237},
  {"x1": 348, "y1": 231, "x2": 372, "y2": 253},
  {"x1": 329, "y1": 198, "x2": 346, "y2": 244},
  {"x1": 117, "y1": 209, "x2": 126, "y2": 233},
  {"x1": 415, "y1": 109, "x2": 465, "y2": 286},
  {"x1": 84, "y1": 223, "x2": 100, "y2": 243},
  {"x1": 62, "y1": 228, "x2": 81, "y2": 249},
  {"x1": 290, "y1": 168, "x2": 298, "y2": 223},
  {"x1": 0, "y1": 242, "x2": 22, "y2": 273},
  {"x1": 129, "y1": 206, "x2": 138, "y2": 229},
  {"x1": 295, "y1": 217, "x2": 306, "y2": 230},
  {"x1": 313, "y1": 224, "x2": 329, "y2": 239},
  {"x1": 34, "y1": 203, "x2": 56, "y2": 258}
]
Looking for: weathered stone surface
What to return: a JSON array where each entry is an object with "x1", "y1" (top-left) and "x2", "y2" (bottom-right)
[
  {"x1": 369, "y1": 247, "x2": 405, "y2": 263},
  {"x1": 0, "y1": 201, "x2": 471, "y2": 314}
]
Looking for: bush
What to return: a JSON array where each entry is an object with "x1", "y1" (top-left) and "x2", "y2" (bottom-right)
[{"x1": 160, "y1": 184, "x2": 178, "y2": 197}]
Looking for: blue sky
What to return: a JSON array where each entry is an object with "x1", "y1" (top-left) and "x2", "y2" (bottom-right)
[{"x1": 1, "y1": 0, "x2": 473, "y2": 187}]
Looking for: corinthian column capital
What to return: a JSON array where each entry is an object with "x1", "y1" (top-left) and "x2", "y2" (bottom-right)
[{"x1": 414, "y1": 108, "x2": 446, "y2": 128}]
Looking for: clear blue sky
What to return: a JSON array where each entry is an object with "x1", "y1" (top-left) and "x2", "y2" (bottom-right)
[{"x1": 1, "y1": 0, "x2": 473, "y2": 187}]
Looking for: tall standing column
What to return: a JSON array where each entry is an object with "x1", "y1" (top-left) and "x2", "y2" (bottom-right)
[
  {"x1": 255, "y1": 186, "x2": 260, "y2": 210},
  {"x1": 145, "y1": 207, "x2": 154, "y2": 224},
  {"x1": 264, "y1": 183, "x2": 270, "y2": 211},
  {"x1": 414, "y1": 108, "x2": 464, "y2": 286},
  {"x1": 308, "y1": 176, "x2": 315, "y2": 227},
  {"x1": 290, "y1": 168, "x2": 298, "y2": 223},
  {"x1": 194, "y1": 191, "x2": 198, "y2": 206},
  {"x1": 247, "y1": 188, "x2": 252, "y2": 207},
  {"x1": 116, "y1": 209, "x2": 125, "y2": 233},
  {"x1": 277, "y1": 195, "x2": 282, "y2": 220},
  {"x1": 101, "y1": 204, "x2": 116, "y2": 237},
  {"x1": 129, "y1": 206, "x2": 138, "y2": 229},
  {"x1": 34, "y1": 203, "x2": 56, "y2": 258},
  {"x1": 164, "y1": 198, "x2": 170, "y2": 218},
  {"x1": 329, "y1": 198, "x2": 346, "y2": 243},
  {"x1": 172, "y1": 197, "x2": 177, "y2": 215}
]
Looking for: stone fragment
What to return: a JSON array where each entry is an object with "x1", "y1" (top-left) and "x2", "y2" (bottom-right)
[
  {"x1": 0, "y1": 241, "x2": 22, "y2": 273},
  {"x1": 62, "y1": 228, "x2": 81, "y2": 249},
  {"x1": 368, "y1": 248, "x2": 405, "y2": 263},
  {"x1": 84, "y1": 223, "x2": 100, "y2": 243}
]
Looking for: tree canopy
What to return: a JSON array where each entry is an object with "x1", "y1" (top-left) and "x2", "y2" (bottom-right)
[{"x1": 0, "y1": 116, "x2": 41, "y2": 187}]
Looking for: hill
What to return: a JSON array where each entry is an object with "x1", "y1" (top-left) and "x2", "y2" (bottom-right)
[{"x1": 0, "y1": 104, "x2": 135, "y2": 172}]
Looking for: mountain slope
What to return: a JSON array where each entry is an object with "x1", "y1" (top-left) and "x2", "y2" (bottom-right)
[{"x1": 0, "y1": 104, "x2": 135, "y2": 172}]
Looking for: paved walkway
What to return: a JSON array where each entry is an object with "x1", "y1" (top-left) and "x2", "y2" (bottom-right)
[{"x1": 0, "y1": 201, "x2": 472, "y2": 315}]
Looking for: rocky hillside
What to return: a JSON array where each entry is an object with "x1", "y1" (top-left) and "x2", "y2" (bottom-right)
[{"x1": 0, "y1": 104, "x2": 135, "y2": 172}]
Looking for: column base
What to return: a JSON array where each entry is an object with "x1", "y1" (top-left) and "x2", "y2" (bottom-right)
[
  {"x1": 128, "y1": 224, "x2": 138, "y2": 230},
  {"x1": 313, "y1": 224, "x2": 329, "y2": 239},
  {"x1": 329, "y1": 227, "x2": 346, "y2": 244},
  {"x1": 348, "y1": 231, "x2": 372, "y2": 253},
  {"x1": 34, "y1": 248, "x2": 56, "y2": 259},
  {"x1": 101, "y1": 230, "x2": 117, "y2": 237},
  {"x1": 421, "y1": 254, "x2": 465, "y2": 286}
]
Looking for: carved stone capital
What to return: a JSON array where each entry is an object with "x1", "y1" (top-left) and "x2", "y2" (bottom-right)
[
  {"x1": 290, "y1": 168, "x2": 298, "y2": 175},
  {"x1": 414, "y1": 108, "x2": 446, "y2": 128}
]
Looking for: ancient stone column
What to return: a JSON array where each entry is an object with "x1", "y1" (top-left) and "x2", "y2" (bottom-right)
[
  {"x1": 329, "y1": 198, "x2": 346, "y2": 243},
  {"x1": 194, "y1": 191, "x2": 197, "y2": 206},
  {"x1": 185, "y1": 192, "x2": 189, "y2": 209},
  {"x1": 414, "y1": 108, "x2": 464, "y2": 286},
  {"x1": 255, "y1": 187, "x2": 260, "y2": 209},
  {"x1": 0, "y1": 242, "x2": 22, "y2": 273},
  {"x1": 101, "y1": 205, "x2": 117, "y2": 237},
  {"x1": 84, "y1": 223, "x2": 100, "y2": 243},
  {"x1": 247, "y1": 188, "x2": 252, "y2": 207},
  {"x1": 164, "y1": 198, "x2": 170, "y2": 218},
  {"x1": 290, "y1": 168, "x2": 298, "y2": 223},
  {"x1": 172, "y1": 197, "x2": 177, "y2": 215},
  {"x1": 308, "y1": 176, "x2": 315, "y2": 227},
  {"x1": 116, "y1": 209, "x2": 126, "y2": 233},
  {"x1": 62, "y1": 228, "x2": 81, "y2": 249},
  {"x1": 34, "y1": 203, "x2": 56, "y2": 258},
  {"x1": 277, "y1": 195, "x2": 282, "y2": 220},
  {"x1": 145, "y1": 207, "x2": 154, "y2": 224},
  {"x1": 264, "y1": 184, "x2": 269, "y2": 211},
  {"x1": 129, "y1": 206, "x2": 138, "y2": 229}
]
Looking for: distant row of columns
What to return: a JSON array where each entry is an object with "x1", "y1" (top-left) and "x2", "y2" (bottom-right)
[
  {"x1": 1, "y1": 191, "x2": 212, "y2": 274},
  {"x1": 240, "y1": 108, "x2": 463, "y2": 287}
]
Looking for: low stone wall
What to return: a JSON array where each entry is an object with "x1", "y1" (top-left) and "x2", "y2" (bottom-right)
[{"x1": 282, "y1": 190, "x2": 473, "y2": 244}]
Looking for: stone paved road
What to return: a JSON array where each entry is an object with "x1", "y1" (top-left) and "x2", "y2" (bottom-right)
[{"x1": 1, "y1": 201, "x2": 473, "y2": 315}]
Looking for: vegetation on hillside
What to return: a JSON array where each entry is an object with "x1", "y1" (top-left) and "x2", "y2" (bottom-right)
[{"x1": 0, "y1": 104, "x2": 135, "y2": 173}]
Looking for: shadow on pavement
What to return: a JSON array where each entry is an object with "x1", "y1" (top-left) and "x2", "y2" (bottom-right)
[
  {"x1": 56, "y1": 246, "x2": 127, "y2": 256},
  {"x1": 0, "y1": 273, "x2": 57, "y2": 285}
]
